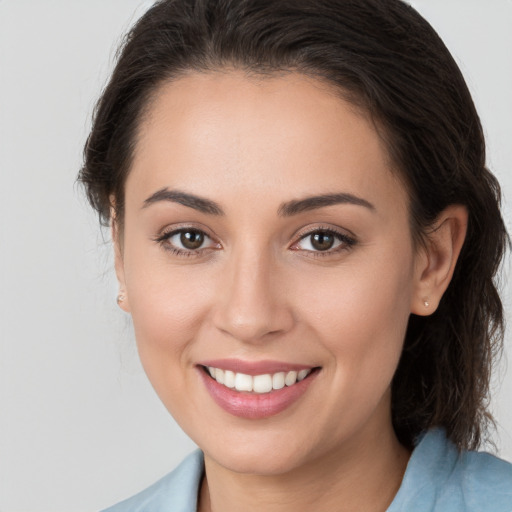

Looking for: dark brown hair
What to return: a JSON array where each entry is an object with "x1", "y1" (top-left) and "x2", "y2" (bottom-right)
[{"x1": 79, "y1": 0, "x2": 508, "y2": 450}]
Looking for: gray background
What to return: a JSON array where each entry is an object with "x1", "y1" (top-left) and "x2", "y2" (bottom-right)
[{"x1": 0, "y1": 1, "x2": 510, "y2": 511}]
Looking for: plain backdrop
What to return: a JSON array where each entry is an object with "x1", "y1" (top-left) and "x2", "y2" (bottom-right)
[{"x1": 0, "y1": 1, "x2": 510, "y2": 511}]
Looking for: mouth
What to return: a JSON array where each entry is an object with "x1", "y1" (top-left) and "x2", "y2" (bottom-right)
[
  {"x1": 197, "y1": 360, "x2": 321, "y2": 419},
  {"x1": 202, "y1": 365, "x2": 318, "y2": 394}
]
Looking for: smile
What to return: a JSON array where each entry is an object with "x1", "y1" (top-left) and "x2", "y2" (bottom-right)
[
  {"x1": 206, "y1": 366, "x2": 312, "y2": 393},
  {"x1": 197, "y1": 360, "x2": 320, "y2": 419}
]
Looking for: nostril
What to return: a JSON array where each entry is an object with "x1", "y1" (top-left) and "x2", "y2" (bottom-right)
[{"x1": 213, "y1": 304, "x2": 295, "y2": 344}]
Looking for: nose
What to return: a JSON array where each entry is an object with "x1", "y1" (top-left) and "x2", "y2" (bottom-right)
[{"x1": 212, "y1": 248, "x2": 294, "y2": 343}]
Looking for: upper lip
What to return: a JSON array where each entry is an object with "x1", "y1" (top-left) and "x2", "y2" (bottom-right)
[{"x1": 197, "y1": 358, "x2": 317, "y2": 376}]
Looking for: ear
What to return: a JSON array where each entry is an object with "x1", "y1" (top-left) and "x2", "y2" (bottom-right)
[
  {"x1": 111, "y1": 208, "x2": 131, "y2": 313},
  {"x1": 411, "y1": 205, "x2": 468, "y2": 316}
]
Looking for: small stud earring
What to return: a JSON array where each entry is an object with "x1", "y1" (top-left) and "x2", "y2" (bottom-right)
[
  {"x1": 423, "y1": 298, "x2": 430, "y2": 308},
  {"x1": 117, "y1": 294, "x2": 125, "y2": 305}
]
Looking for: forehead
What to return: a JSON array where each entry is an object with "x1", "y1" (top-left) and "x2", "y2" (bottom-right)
[{"x1": 127, "y1": 70, "x2": 408, "y2": 217}]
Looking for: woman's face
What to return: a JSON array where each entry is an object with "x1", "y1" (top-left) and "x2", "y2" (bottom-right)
[{"x1": 116, "y1": 71, "x2": 424, "y2": 474}]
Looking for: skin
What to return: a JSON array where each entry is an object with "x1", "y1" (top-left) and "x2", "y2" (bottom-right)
[{"x1": 114, "y1": 71, "x2": 467, "y2": 511}]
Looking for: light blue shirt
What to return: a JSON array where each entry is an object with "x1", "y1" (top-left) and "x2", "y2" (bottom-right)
[{"x1": 102, "y1": 429, "x2": 512, "y2": 511}]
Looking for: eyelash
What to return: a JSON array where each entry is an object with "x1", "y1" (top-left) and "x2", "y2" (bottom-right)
[
  {"x1": 154, "y1": 226, "x2": 357, "y2": 258},
  {"x1": 291, "y1": 226, "x2": 357, "y2": 258},
  {"x1": 154, "y1": 227, "x2": 219, "y2": 258}
]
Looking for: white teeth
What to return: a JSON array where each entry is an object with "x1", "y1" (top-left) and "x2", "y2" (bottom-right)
[
  {"x1": 215, "y1": 369, "x2": 225, "y2": 385},
  {"x1": 297, "y1": 369, "x2": 309, "y2": 381},
  {"x1": 253, "y1": 374, "x2": 273, "y2": 394},
  {"x1": 235, "y1": 373, "x2": 253, "y2": 392},
  {"x1": 207, "y1": 366, "x2": 313, "y2": 393},
  {"x1": 285, "y1": 371, "x2": 298, "y2": 386},
  {"x1": 224, "y1": 370, "x2": 236, "y2": 388},
  {"x1": 272, "y1": 372, "x2": 285, "y2": 390}
]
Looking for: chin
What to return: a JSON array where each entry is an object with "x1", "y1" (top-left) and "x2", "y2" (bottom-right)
[
  {"x1": 213, "y1": 450, "x2": 304, "y2": 476},
  {"x1": 201, "y1": 429, "x2": 317, "y2": 476}
]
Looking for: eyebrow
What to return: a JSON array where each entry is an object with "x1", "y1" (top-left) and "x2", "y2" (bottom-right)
[
  {"x1": 142, "y1": 188, "x2": 225, "y2": 215},
  {"x1": 142, "y1": 188, "x2": 375, "y2": 217},
  {"x1": 278, "y1": 193, "x2": 375, "y2": 216}
]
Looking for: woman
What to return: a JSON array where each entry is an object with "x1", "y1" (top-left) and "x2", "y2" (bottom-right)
[{"x1": 79, "y1": 0, "x2": 512, "y2": 510}]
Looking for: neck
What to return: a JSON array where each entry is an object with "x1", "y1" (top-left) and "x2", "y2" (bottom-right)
[{"x1": 198, "y1": 422, "x2": 410, "y2": 512}]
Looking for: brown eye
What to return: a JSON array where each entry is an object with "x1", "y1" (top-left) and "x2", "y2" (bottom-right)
[
  {"x1": 292, "y1": 228, "x2": 356, "y2": 255},
  {"x1": 156, "y1": 228, "x2": 218, "y2": 254},
  {"x1": 310, "y1": 232, "x2": 335, "y2": 251},
  {"x1": 180, "y1": 230, "x2": 205, "y2": 250}
]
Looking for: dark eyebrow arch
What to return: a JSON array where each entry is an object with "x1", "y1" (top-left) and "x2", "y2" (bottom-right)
[
  {"x1": 278, "y1": 193, "x2": 375, "y2": 216},
  {"x1": 142, "y1": 188, "x2": 224, "y2": 215}
]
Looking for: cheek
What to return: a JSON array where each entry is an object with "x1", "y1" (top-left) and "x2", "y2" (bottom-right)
[
  {"x1": 292, "y1": 249, "x2": 414, "y2": 384},
  {"x1": 124, "y1": 261, "x2": 220, "y2": 426},
  {"x1": 122, "y1": 246, "x2": 216, "y2": 387},
  {"x1": 131, "y1": 273, "x2": 212, "y2": 333}
]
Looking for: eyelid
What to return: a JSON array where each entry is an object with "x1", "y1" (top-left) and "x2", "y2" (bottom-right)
[
  {"x1": 153, "y1": 223, "x2": 222, "y2": 255},
  {"x1": 155, "y1": 222, "x2": 217, "y2": 241},
  {"x1": 291, "y1": 223, "x2": 356, "y2": 242},
  {"x1": 153, "y1": 222, "x2": 356, "y2": 257},
  {"x1": 289, "y1": 224, "x2": 357, "y2": 253}
]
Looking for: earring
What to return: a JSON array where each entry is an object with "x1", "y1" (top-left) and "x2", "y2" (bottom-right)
[
  {"x1": 117, "y1": 294, "x2": 125, "y2": 305},
  {"x1": 423, "y1": 298, "x2": 430, "y2": 308}
]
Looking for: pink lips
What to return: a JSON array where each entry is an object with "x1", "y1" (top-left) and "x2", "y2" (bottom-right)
[{"x1": 197, "y1": 359, "x2": 319, "y2": 419}]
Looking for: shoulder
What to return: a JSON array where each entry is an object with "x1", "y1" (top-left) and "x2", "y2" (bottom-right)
[
  {"x1": 101, "y1": 450, "x2": 204, "y2": 512},
  {"x1": 457, "y1": 446, "x2": 512, "y2": 508},
  {"x1": 389, "y1": 429, "x2": 512, "y2": 512}
]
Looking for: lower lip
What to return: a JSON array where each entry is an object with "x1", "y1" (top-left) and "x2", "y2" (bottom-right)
[{"x1": 198, "y1": 368, "x2": 319, "y2": 419}]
